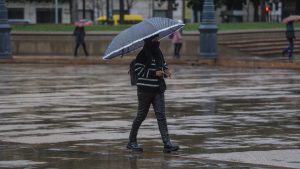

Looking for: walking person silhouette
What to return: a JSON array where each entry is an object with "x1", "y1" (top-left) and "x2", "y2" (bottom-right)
[
  {"x1": 73, "y1": 20, "x2": 89, "y2": 57},
  {"x1": 127, "y1": 34, "x2": 179, "y2": 153},
  {"x1": 282, "y1": 21, "x2": 295, "y2": 62}
]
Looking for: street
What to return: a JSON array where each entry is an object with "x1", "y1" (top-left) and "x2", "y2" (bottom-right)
[{"x1": 0, "y1": 64, "x2": 299, "y2": 169}]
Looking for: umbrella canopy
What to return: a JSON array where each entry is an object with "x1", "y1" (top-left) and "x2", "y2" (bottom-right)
[
  {"x1": 282, "y1": 15, "x2": 300, "y2": 24},
  {"x1": 75, "y1": 19, "x2": 93, "y2": 27},
  {"x1": 103, "y1": 17, "x2": 184, "y2": 60}
]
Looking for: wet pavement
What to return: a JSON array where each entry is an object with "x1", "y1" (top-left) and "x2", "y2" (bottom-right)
[{"x1": 0, "y1": 64, "x2": 299, "y2": 169}]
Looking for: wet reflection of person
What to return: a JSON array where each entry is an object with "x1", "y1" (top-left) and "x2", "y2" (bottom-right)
[
  {"x1": 73, "y1": 25, "x2": 89, "y2": 57},
  {"x1": 127, "y1": 34, "x2": 179, "y2": 153},
  {"x1": 129, "y1": 154, "x2": 138, "y2": 169}
]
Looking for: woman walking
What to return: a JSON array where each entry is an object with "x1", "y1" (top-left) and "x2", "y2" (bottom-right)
[
  {"x1": 73, "y1": 20, "x2": 89, "y2": 57},
  {"x1": 127, "y1": 34, "x2": 179, "y2": 153}
]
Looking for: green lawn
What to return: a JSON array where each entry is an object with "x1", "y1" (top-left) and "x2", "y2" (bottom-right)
[{"x1": 11, "y1": 22, "x2": 300, "y2": 32}]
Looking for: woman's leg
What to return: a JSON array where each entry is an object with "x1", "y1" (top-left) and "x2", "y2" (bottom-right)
[
  {"x1": 288, "y1": 38, "x2": 294, "y2": 61},
  {"x1": 173, "y1": 44, "x2": 177, "y2": 58},
  {"x1": 152, "y1": 93, "x2": 179, "y2": 152},
  {"x1": 82, "y1": 41, "x2": 89, "y2": 56},
  {"x1": 128, "y1": 92, "x2": 153, "y2": 150},
  {"x1": 177, "y1": 43, "x2": 182, "y2": 58},
  {"x1": 74, "y1": 42, "x2": 80, "y2": 57}
]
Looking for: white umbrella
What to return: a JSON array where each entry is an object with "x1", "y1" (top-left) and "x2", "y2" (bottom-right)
[
  {"x1": 74, "y1": 19, "x2": 93, "y2": 27},
  {"x1": 282, "y1": 15, "x2": 300, "y2": 24},
  {"x1": 103, "y1": 17, "x2": 184, "y2": 60}
]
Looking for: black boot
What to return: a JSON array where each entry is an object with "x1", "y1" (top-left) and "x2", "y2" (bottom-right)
[
  {"x1": 157, "y1": 117, "x2": 179, "y2": 153},
  {"x1": 127, "y1": 118, "x2": 143, "y2": 152},
  {"x1": 164, "y1": 141, "x2": 179, "y2": 153},
  {"x1": 127, "y1": 142, "x2": 143, "y2": 152}
]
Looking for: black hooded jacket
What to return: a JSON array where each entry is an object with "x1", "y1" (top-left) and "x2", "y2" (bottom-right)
[
  {"x1": 134, "y1": 37, "x2": 168, "y2": 93},
  {"x1": 73, "y1": 26, "x2": 86, "y2": 43}
]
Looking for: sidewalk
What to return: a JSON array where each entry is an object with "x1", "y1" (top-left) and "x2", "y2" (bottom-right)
[
  {"x1": 1, "y1": 55, "x2": 300, "y2": 70},
  {"x1": 0, "y1": 59, "x2": 299, "y2": 169}
]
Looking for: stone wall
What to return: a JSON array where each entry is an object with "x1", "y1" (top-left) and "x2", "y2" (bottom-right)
[
  {"x1": 10, "y1": 29, "x2": 291, "y2": 58},
  {"x1": 11, "y1": 31, "x2": 200, "y2": 58}
]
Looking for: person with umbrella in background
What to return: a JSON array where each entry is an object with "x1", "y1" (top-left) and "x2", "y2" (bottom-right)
[
  {"x1": 171, "y1": 20, "x2": 183, "y2": 59},
  {"x1": 172, "y1": 29, "x2": 183, "y2": 59},
  {"x1": 127, "y1": 34, "x2": 179, "y2": 153},
  {"x1": 282, "y1": 21, "x2": 295, "y2": 62},
  {"x1": 73, "y1": 19, "x2": 91, "y2": 57},
  {"x1": 102, "y1": 17, "x2": 184, "y2": 153},
  {"x1": 282, "y1": 15, "x2": 300, "y2": 62}
]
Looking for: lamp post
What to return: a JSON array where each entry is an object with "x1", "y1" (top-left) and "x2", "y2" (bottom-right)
[
  {"x1": 54, "y1": 0, "x2": 58, "y2": 24},
  {"x1": 83, "y1": 0, "x2": 86, "y2": 19},
  {"x1": 0, "y1": 0, "x2": 12, "y2": 59},
  {"x1": 199, "y1": 0, "x2": 218, "y2": 59},
  {"x1": 106, "y1": 0, "x2": 109, "y2": 24}
]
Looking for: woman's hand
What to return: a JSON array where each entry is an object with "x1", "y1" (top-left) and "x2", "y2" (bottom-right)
[
  {"x1": 164, "y1": 69, "x2": 172, "y2": 78},
  {"x1": 156, "y1": 70, "x2": 165, "y2": 77}
]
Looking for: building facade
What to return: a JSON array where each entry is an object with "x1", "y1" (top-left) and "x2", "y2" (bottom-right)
[
  {"x1": 7, "y1": 1, "x2": 70, "y2": 23},
  {"x1": 5, "y1": 0, "x2": 296, "y2": 24},
  {"x1": 6, "y1": 0, "x2": 186, "y2": 24}
]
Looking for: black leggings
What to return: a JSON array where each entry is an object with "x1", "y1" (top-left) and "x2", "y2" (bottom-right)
[
  {"x1": 174, "y1": 43, "x2": 182, "y2": 58},
  {"x1": 129, "y1": 92, "x2": 170, "y2": 144},
  {"x1": 74, "y1": 41, "x2": 89, "y2": 56}
]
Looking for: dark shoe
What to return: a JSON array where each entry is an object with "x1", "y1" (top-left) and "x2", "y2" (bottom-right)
[
  {"x1": 127, "y1": 142, "x2": 143, "y2": 152},
  {"x1": 163, "y1": 142, "x2": 179, "y2": 153}
]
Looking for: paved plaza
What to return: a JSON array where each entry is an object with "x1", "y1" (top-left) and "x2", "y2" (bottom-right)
[{"x1": 0, "y1": 64, "x2": 299, "y2": 169}]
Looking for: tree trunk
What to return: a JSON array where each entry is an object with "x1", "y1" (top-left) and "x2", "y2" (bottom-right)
[
  {"x1": 253, "y1": 5, "x2": 259, "y2": 21},
  {"x1": 126, "y1": 0, "x2": 131, "y2": 13},
  {"x1": 167, "y1": 0, "x2": 173, "y2": 19},
  {"x1": 296, "y1": 0, "x2": 300, "y2": 15},
  {"x1": 193, "y1": 9, "x2": 198, "y2": 23},
  {"x1": 71, "y1": 0, "x2": 78, "y2": 22},
  {"x1": 106, "y1": 0, "x2": 110, "y2": 23},
  {"x1": 119, "y1": 0, "x2": 125, "y2": 24},
  {"x1": 83, "y1": 0, "x2": 86, "y2": 19},
  {"x1": 260, "y1": 0, "x2": 266, "y2": 22}
]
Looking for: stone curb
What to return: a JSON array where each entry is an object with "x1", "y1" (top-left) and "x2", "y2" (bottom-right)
[{"x1": 0, "y1": 56, "x2": 299, "y2": 70}]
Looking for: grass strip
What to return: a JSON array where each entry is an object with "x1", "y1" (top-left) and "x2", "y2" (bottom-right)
[{"x1": 11, "y1": 22, "x2": 300, "y2": 32}]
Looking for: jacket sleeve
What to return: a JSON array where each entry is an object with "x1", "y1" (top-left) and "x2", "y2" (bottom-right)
[{"x1": 160, "y1": 51, "x2": 168, "y2": 71}]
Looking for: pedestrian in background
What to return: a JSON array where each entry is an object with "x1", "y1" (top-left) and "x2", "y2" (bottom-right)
[
  {"x1": 73, "y1": 19, "x2": 89, "y2": 57},
  {"x1": 282, "y1": 21, "x2": 295, "y2": 62},
  {"x1": 127, "y1": 34, "x2": 179, "y2": 153},
  {"x1": 172, "y1": 29, "x2": 183, "y2": 59}
]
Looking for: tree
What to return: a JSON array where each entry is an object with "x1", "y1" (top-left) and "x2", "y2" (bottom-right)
[
  {"x1": 126, "y1": 0, "x2": 137, "y2": 13},
  {"x1": 70, "y1": 0, "x2": 78, "y2": 23},
  {"x1": 156, "y1": 0, "x2": 178, "y2": 19},
  {"x1": 296, "y1": 0, "x2": 300, "y2": 15},
  {"x1": 222, "y1": 0, "x2": 245, "y2": 10},
  {"x1": 250, "y1": 0, "x2": 260, "y2": 22},
  {"x1": 187, "y1": 0, "x2": 202, "y2": 22},
  {"x1": 119, "y1": 0, "x2": 125, "y2": 24},
  {"x1": 6, "y1": 0, "x2": 69, "y2": 2},
  {"x1": 187, "y1": 0, "x2": 220, "y2": 22}
]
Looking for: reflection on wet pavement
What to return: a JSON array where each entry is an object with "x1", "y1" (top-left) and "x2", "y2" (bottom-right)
[{"x1": 0, "y1": 64, "x2": 299, "y2": 169}]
